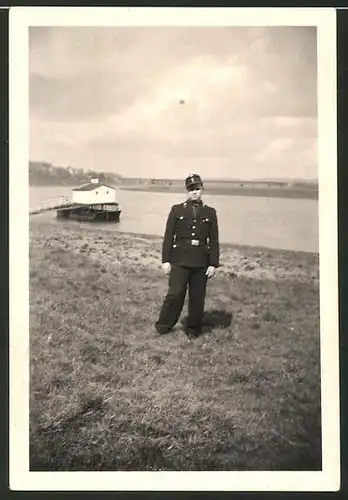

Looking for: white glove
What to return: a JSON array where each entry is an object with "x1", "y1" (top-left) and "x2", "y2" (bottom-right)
[
  {"x1": 206, "y1": 266, "x2": 216, "y2": 279},
  {"x1": 162, "y1": 262, "x2": 171, "y2": 274}
]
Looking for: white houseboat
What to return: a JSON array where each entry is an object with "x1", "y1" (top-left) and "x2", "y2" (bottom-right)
[{"x1": 56, "y1": 178, "x2": 122, "y2": 222}]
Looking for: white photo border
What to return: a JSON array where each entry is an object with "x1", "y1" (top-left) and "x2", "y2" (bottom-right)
[{"x1": 9, "y1": 6, "x2": 340, "y2": 492}]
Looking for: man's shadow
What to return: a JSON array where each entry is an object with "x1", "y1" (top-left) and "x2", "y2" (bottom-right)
[{"x1": 181, "y1": 309, "x2": 233, "y2": 337}]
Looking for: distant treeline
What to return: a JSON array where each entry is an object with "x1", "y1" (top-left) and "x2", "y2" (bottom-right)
[
  {"x1": 30, "y1": 161, "x2": 318, "y2": 191},
  {"x1": 29, "y1": 161, "x2": 123, "y2": 186},
  {"x1": 121, "y1": 177, "x2": 318, "y2": 189}
]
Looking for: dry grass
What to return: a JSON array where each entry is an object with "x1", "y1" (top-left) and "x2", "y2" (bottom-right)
[{"x1": 29, "y1": 219, "x2": 321, "y2": 471}]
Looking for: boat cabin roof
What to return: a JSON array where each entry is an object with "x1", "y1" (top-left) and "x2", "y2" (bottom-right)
[{"x1": 73, "y1": 182, "x2": 116, "y2": 192}]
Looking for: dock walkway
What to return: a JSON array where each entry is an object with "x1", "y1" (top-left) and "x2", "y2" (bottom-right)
[{"x1": 29, "y1": 196, "x2": 76, "y2": 215}]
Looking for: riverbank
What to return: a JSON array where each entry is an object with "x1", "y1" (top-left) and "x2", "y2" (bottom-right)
[
  {"x1": 119, "y1": 184, "x2": 318, "y2": 200},
  {"x1": 29, "y1": 182, "x2": 318, "y2": 200},
  {"x1": 29, "y1": 219, "x2": 321, "y2": 471}
]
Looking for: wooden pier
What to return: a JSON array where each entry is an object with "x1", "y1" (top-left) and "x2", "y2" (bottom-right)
[{"x1": 29, "y1": 197, "x2": 77, "y2": 215}]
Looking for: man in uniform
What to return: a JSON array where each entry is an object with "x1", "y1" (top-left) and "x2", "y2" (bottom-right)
[{"x1": 155, "y1": 174, "x2": 220, "y2": 339}]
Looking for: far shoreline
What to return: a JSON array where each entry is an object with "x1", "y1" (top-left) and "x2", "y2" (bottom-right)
[
  {"x1": 30, "y1": 183, "x2": 318, "y2": 201},
  {"x1": 119, "y1": 185, "x2": 318, "y2": 200}
]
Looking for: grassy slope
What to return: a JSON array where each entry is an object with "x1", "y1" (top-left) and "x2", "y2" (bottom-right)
[{"x1": 29, "y1": 219, "x2": 321, "y2": 471}]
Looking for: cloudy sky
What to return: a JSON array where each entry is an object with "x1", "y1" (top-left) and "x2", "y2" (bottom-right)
[{"x1": 29, "y1": 26, "x2": 317, "y2": 180}]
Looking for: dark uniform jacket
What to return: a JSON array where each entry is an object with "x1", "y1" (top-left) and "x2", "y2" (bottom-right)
[{"x1": 162, "y1": 199, "x2": 220, "y2": 268}]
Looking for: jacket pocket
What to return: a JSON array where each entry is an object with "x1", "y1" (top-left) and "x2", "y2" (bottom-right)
[{"x1": 200, "y1": 216, "x2": 210, "y2": 223}]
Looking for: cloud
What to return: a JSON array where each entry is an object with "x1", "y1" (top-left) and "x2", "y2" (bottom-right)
[{"x1": 29, "y1": 26, "x2": 318, "y2": 179}]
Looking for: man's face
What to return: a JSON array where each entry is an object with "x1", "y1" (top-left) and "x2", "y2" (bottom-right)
[{"x1": 187, "y1": 184, "x2": 203, "y2": 202}]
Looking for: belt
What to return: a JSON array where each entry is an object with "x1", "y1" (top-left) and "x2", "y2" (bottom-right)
[
  {"x1": 191, "y1": 239, "x2": 201, "y2": 246},
  {"x1": 175, "y1": 238, "x2": 207, "y2": 247}
]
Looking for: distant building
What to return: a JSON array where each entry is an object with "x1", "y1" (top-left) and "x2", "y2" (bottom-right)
[{"x1": 72, "y1": 179, "x2": 117, "y2": 205}]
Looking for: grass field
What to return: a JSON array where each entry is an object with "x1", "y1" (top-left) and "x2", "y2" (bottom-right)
[{"x1": 29, "y1": 218, "x2": 321, "y2": 471}]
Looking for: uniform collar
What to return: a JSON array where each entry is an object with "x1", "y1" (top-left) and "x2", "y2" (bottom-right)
[{"x1": 186, "y1": 198, "x2": 203, "y2": 206}]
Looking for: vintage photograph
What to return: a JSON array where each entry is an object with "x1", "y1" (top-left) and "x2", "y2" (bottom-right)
[{"x1": 9, "y1": 6, "x2": 339, "y2": 492}]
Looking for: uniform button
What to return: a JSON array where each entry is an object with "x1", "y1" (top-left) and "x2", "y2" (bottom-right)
[
  {"x1": 192, "y1": 225, "x2": 196, "y2": 229},
  {"x1": 191, "y1": 232, "x2": 195, "y2": 236}
]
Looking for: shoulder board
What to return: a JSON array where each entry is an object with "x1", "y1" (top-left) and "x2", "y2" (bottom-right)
[{"x1": 204, "y1": 204, "x2": 215, "y2": 211}]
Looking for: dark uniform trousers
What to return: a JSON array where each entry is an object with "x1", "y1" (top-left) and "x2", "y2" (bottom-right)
[{"x1": 155, "y1": 199, "x2": 219, "y2": 334}]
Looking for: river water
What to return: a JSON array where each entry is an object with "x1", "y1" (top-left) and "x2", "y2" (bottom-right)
[{"x1": 30, "y1": 185, "x2": 318, "y2": 253}]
